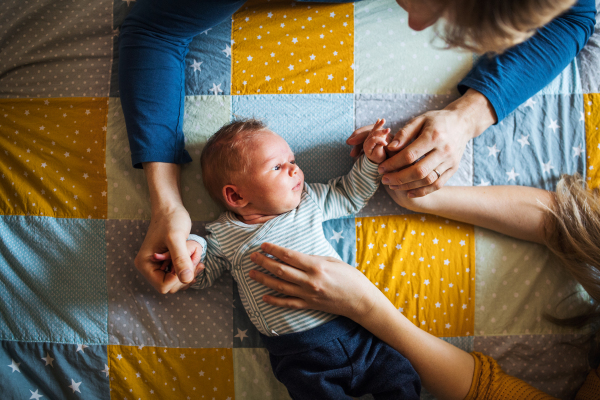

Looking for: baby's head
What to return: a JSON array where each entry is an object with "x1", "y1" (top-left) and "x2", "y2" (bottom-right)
[{"x1": 201, "y1": 119, "x2": 304, "y2": 218}]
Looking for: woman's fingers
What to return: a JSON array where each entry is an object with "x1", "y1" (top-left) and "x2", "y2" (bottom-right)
[
  {"x1": 384, "y1": 151, "x2": 446, "y2": 189},
  {"x1": 406, "y1": 166, "x2": 456, "y2": 198},
  {"x1": 262, "y1": 294, "x2": 309, "y2": 310},
  {"x1": 386, "y1": 115, "x2": 425, "y2": 152},
  {"x1": 259, "y1": 242, "x2": 318, "y2": 271},
  {"x1": 379, "y1": 128, "x2": 434, "y2": 177},
  {"x1": 249, "y1": 268, "x2": 302, "y2": 297}
]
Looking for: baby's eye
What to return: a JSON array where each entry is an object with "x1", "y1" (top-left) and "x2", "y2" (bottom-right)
[
  {"x1": 290, "y1": 160, "x2": 296, "y2": 165},
  {"x1": 272, "y1": 164, "x2": 281, "y2": 171}
]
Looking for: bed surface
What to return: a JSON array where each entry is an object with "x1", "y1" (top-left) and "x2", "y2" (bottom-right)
[{"x1": 1, "y1": 0, "x2": 599, "y2": 398}]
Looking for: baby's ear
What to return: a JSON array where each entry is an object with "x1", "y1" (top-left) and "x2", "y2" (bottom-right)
[{"x1": 223, "y1": 185, "x2": 247, "y2": 209}]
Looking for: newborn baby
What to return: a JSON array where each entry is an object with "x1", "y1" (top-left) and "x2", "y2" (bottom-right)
[{"x1": 162, "y1": 119, "x2": 420, "y2": 399}]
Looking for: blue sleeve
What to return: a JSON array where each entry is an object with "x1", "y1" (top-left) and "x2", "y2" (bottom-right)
[
  {"x1": 458, "y1": 0, "x2": 596, "y2": 123},
  {"x1": 118, "y1": 0, "x2": 245, "y2": 168}
]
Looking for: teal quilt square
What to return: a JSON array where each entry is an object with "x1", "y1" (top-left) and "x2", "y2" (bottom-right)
[{"x1": 0, "y1": 216, "x2": 107, "y2": 344}]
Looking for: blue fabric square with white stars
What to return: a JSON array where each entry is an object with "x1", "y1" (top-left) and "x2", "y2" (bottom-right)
[
  {"x1": 322, "y1": 216, "x2": 357, "y2": 267},
  {"x1": 0, "y1": 340, "x2": 109, "y2": 399},
  {"x1": 185, "y1": 18, "x2": 232, "y2": 96},
  {"x1": 473, "y1": 94, "x2": 585, "y2": 190}
]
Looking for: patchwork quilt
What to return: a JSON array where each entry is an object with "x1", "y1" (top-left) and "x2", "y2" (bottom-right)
[{"x1": 1, "y1": 0, "x2": 599, "y2": 398}]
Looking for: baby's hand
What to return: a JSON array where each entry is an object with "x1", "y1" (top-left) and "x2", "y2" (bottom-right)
[
  {"x1": 153, "y1": 241, "x2": 205, "y2": 291},
  {"x1": 363, "y1": 119, "x2": 391, "y2": 164}
]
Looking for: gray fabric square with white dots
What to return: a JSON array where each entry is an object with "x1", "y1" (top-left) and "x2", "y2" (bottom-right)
[
  {"x1": 107, "y1": 219, "x2": 234, "y2": 348},
  {"x1": 474, "y1": 334, "x2": 592, "y2": 399},
  {"x1": 0, "y1": 0, "x2": 113, "y2": 98}
]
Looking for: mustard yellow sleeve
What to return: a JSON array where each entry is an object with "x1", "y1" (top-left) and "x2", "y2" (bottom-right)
[
  {"x1": 464, "y1": 352, "x2": 558, "y2": 400},
  {"x1": 574, "y1": 366, "x2": 600, "y2": 400}
]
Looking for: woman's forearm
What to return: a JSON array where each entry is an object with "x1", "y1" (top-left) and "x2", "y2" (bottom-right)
[
  {"x1": 143, "y1": 162, "x2": 184, "y2": 214},
  {"x1": 355, "y1": 289, "x2": 474, "y2": 400},
  {"x1": 389, "y1": 185, "x2": 556, "y2": 244}
]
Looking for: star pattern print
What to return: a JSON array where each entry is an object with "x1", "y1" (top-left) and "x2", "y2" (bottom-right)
[
  {"x1": 232, "y1": 0, "x2": 354, "y2": 94},
  {"x1": 473, "y1": 93, "x2": 585, "y2": 190},
  {"x1": 355, "y1": 214, "x2": 475, "y2": 337},
  {"x1": 0, "y1": 341, "x2": 109, "y2": 400},
  {"x1": 0, "y1": 98, "x2": 108, "y2": 219},
  {"x1": 584, "y1": 94, "x2": 600, "y2": 188},
  {"x1": 108, "y1": 345, "x2": 234, "y2": 399}
]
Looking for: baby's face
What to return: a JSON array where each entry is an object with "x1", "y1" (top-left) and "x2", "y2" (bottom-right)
[{"x1": 236, "y1": 130, "x2": 304, "y2": 215}]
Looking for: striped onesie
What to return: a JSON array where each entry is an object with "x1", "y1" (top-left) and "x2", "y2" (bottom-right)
[{"x1": 188, "y1": 154, "x2": 381, "y2": 337}]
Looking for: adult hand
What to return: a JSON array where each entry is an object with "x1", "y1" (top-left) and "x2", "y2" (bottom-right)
[
  {"x1": 135, "y1": 162, "x2": 200, "y2": 294},
  {"x1": 136, "y1": 204, "x2": 204, "y2": 293},
  {"x1": 248, "y1": 243, "x2": 383, "y2": 321},
  {"x1": 347, "y1": 89, "x2": 496, "y2": 197}
]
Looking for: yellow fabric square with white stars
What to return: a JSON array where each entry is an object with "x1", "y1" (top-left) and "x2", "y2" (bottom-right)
[
  {"x1": 0, "y1": 98, "x2": 107, "y2": 219},
  {"x1": 356, "y1": 214, "x2": 475, "y2": 337},
  {"x1": 584, "y1": 94, "x2": 600, "y2": 189},
  {"x1": 232, "y1": 0, "x2": 354, "y2": 95},
  {"x1": 109, "y1": 345, "x2": 235, "y2": 399}
]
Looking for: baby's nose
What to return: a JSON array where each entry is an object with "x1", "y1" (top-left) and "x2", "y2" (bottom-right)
[{"x1": 288, "y1": 163, "x2": 298, "y2": 176}]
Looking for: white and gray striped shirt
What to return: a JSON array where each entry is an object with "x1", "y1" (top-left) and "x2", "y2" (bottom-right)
[{"x1": 189, "y1": 155, "x2": 381, "y2": 336}]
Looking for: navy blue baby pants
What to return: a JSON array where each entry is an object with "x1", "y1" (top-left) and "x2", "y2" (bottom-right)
[{"x1": 260, "y1": 316, "x2": 421, "y2": 400}]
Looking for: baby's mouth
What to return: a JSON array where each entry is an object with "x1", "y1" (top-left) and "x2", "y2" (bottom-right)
[{"x1": 292, "y1": 181, "x2": 302, "y2": 191}]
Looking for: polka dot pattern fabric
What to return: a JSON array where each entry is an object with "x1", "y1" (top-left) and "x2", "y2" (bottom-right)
[
  {"x1": 0, "y1": 0, "x2": 112, "y2": 98},
  {"x1": 106, "y1": 220, "x2": 234, "y2": 348},
  {"x1": 475, "y1": 227, "x2": 589, "y2": 336},
  {"x1": 0, "y1": 216, "x2": 107, "y2": 344},
  {"x1": 474, "y1": 334, "x2": 592, "y2": 399}
]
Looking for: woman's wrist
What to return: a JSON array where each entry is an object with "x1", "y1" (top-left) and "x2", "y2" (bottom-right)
[
  {"x1": 447, "y1": 88, "x2": 497, "y2": 139},
  {"x1": 143, "y1": 162, "x2": 186, "y2": 215}
]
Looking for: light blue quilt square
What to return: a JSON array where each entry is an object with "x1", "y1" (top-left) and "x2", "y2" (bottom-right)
[
  {"x1": 473, "y1": 94, "x2": 585, "y2": 190},
  {"x1": 0, "y1": 216, "x2": 107, "y2": 344},
  {"x1": 233, "y1": 94, "x2": 355, "y2": 183}
]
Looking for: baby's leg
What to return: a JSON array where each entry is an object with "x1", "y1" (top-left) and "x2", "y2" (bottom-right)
[{"x1": 268, "y1": 341, "x2": 352, "y2": 400}]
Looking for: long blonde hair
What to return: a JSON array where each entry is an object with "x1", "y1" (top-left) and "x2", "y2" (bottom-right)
[
  {"x1": 435, "y1": 0, "x2": 576, "y2": 54},
  {"x1": 544, "y1": 174, "x2": 600, "y2": 361}
]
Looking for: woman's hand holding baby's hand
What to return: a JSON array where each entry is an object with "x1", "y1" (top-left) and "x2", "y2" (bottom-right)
[
  {"x1": 153, "y1": 241, "x2": 205, "y2": 291},
  {"x1": 358, "y1": 119, "x2": 391, "y2": 164}
]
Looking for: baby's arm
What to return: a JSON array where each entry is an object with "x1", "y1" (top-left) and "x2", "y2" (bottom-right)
[
  {"x1": 186, "y1": 234, "x2": 230, "y2": 289},
  {"x1": 307, "y1": 125, "x2": 387, "y2": 220}
]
